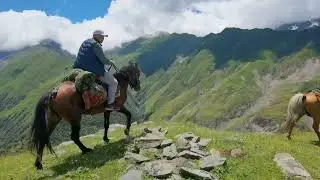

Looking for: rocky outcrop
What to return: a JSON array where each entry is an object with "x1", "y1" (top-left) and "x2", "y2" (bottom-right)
[{"x1": 120, "y1": 127, "x2": 227, "y2": 179}]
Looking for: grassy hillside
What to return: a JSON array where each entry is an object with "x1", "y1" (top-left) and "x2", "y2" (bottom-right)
[
  {"x1": 138, "y1": 47, "x2": 320, "y2": 131},
  {"x1": 0, "y1": 120, "x2": 319, "y2": 179}
]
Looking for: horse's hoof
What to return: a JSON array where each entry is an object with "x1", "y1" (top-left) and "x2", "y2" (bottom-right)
[
  {"x1": 35, "y1": 162, "x2": 43, "y2": 170},
  {"x1": 124, "y1": 129, "x2": 130, "y2": 136},
  {"x1": 82, "y1": 148, "x2": 93, "y2": 154},
  {"x1": 103, "y1": 136, "x2": 110, "y2": 143}
]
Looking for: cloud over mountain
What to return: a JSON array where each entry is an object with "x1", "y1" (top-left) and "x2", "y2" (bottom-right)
[{"x1": 1, "y1": 0, "x2": 320, "y2": 54}]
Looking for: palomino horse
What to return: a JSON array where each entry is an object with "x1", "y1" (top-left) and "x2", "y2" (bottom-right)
[
  {"x1": 29, "y1": 62, "x2": 141, "y2": 170},
  {"x1": 280, "y1": 90, "x2": 320, "y2": 142}
]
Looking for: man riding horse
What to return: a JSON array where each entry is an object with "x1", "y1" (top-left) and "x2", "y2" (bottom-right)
[
  {"x1": 73, "y1": 30, "x2": 120, "y2": 111},
  {"x1": 30, "y1": 31, "x2": 142, "y2": 170}
]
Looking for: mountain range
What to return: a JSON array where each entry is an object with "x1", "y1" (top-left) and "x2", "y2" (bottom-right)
[
  {"x1": 1, "y1": 19, "x2": 320, "y2": 153},
  {"x1": 276, "y1": 17, "x2": 320, "y2": 31}
]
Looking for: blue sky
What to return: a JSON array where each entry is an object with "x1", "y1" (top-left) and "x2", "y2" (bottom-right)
[{"x1": 1, "y1": 0, "x2": 112, "y2": 22}]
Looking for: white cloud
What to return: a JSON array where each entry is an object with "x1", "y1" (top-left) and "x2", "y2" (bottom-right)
[{"x1": 0, "y1": 0, "x2": 320, "y2": 54}]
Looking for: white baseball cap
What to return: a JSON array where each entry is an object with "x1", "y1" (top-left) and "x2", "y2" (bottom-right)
[{"x1": 93, "y1": 30, "x2": 108, "y2": 37}]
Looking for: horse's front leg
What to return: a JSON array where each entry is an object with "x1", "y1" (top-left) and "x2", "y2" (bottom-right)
[
  {"x1": 103, "y1": 111, "x2": 111, "y2": 143},
  {"x1": 312, "y1": 118, "x2": 320, "y2": 142},
  {"x1": 119, "y1": 106, "x2": 132, "y2": 136},
  {"x1": 70, "y1": 122, "x2": 92, "y2": 154}
]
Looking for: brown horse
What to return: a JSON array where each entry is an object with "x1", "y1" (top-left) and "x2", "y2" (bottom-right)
[
  {"x1": 29, "y1": 62, "x2": 141, "y2": 170},
  {"x1": 280, "y1": 91, "x2": 320, "y2": 143}
]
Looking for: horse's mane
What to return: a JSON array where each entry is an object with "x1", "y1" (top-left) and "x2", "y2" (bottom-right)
[
  {"x1": 114, "y1": 71, "x2": 128, "y2": 82},
  {"x1": 113, "y1": 65, "x2": 131, "y2": 82},
  {"x1": 113, "y1": 62, "x2": 140, "y2": 84}
]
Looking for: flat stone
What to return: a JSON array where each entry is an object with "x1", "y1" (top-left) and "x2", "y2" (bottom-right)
[
  {"x1": 137, "y1": 133, "x2": 165, "y2": 141},
  {"x1": 144, "y1": 127, "x2": 167, "y2": 137},
  {"x1": 136, "y1": 140, "x2": 162, "y2": 149},
  {"x1": 191, "y1": 136, "x2": 200, "y2": 143},
  {"x1": 144, "y1": 127, "x2": 157, "y2": 133},
  {"x1": 175, "y1": 132, "x2": 196, "y2": 140},
  {"x1": 163, "y1": 144, "x2": 178, "y2": 160},
  {"x1": 144, "y1": 160, "x2": 174, "y2": 178},
  {"x1": 190, "y1": 147, "x2": 210, "y2": 156},
  {"x1": 198, "y1": 139, "x2": 212, "y2": 147},
  {"x1": 273, "y1": 153, "x2": 312, "y2": 180},
  {"x1": 120, "y1": 169, "x2": 143, "y2": 180},
  {"x1": 200, "y1": 155, "x2": 227, "y2": 171},
  {"x1": 124, "y1": 152, "x2": 150, "y2": 164},
  {"x1": 169, "y1": 157, "x2": 196, "y2": 175},
  {"x1": 180, "y1": 167, "x2": 217, "y2": 180},
  {"x1": 178, "y1": 150, "x2": 204, "y2": 159},
  {"x1": 161, "y1": 139, "x2": 173, "y2": 148},
  {"x1": 176, "y1": 137, "x2": 191, "y2": 152},
  {"x1": 189, "y1": 142, "x2": 203, "y2": 150}
]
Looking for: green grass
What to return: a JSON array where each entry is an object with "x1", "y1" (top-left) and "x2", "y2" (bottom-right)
[{"x1": 0, "y1": 121, "x2": 319, "y2": 180}]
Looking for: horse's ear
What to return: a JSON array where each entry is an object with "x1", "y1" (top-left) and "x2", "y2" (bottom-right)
[{"x1": 135, "y1": 62, "x2": 142, "y2": 72}]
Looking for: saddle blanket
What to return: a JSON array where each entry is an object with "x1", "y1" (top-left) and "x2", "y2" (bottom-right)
[
  {"x1": 63, "y1": 69, "x2": 115, "y2": 110},
  {"x1": 82, "y1": 83, "x2": 107, "y2": 110}
]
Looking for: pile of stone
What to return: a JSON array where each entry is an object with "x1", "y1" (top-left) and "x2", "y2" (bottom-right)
[{"x1": 120, "y1": 127, "x2": 227, "y2": 180}]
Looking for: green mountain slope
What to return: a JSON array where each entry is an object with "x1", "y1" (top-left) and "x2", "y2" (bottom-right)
[
  {"x1": 138, "y1": 46, "x2": 320, "y2": 132},
  {"x1": 0, "y1": 46, "x2": 73, "y2": 152}
]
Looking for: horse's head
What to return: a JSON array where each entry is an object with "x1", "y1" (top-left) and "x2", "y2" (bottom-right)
[{"x1": 119, "y1": 61, "x2": 141, "y2": 91}]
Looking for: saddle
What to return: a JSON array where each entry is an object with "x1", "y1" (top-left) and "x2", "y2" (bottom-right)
[{"x1": 63, "y1": 69, "x2": 120, "y2": 110}]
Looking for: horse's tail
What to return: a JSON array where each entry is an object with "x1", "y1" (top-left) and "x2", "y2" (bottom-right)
[
  {"x1": 278, "y1": 92, "x2": 306, "y2": 133},
  {"x1": 29, "y1": 92, "x2": 56, "y2": 156}
]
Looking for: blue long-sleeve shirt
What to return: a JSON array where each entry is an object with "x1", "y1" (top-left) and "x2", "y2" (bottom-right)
[{"x1": 93, "y1": 42, "x2": 112, "y2": 65}]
